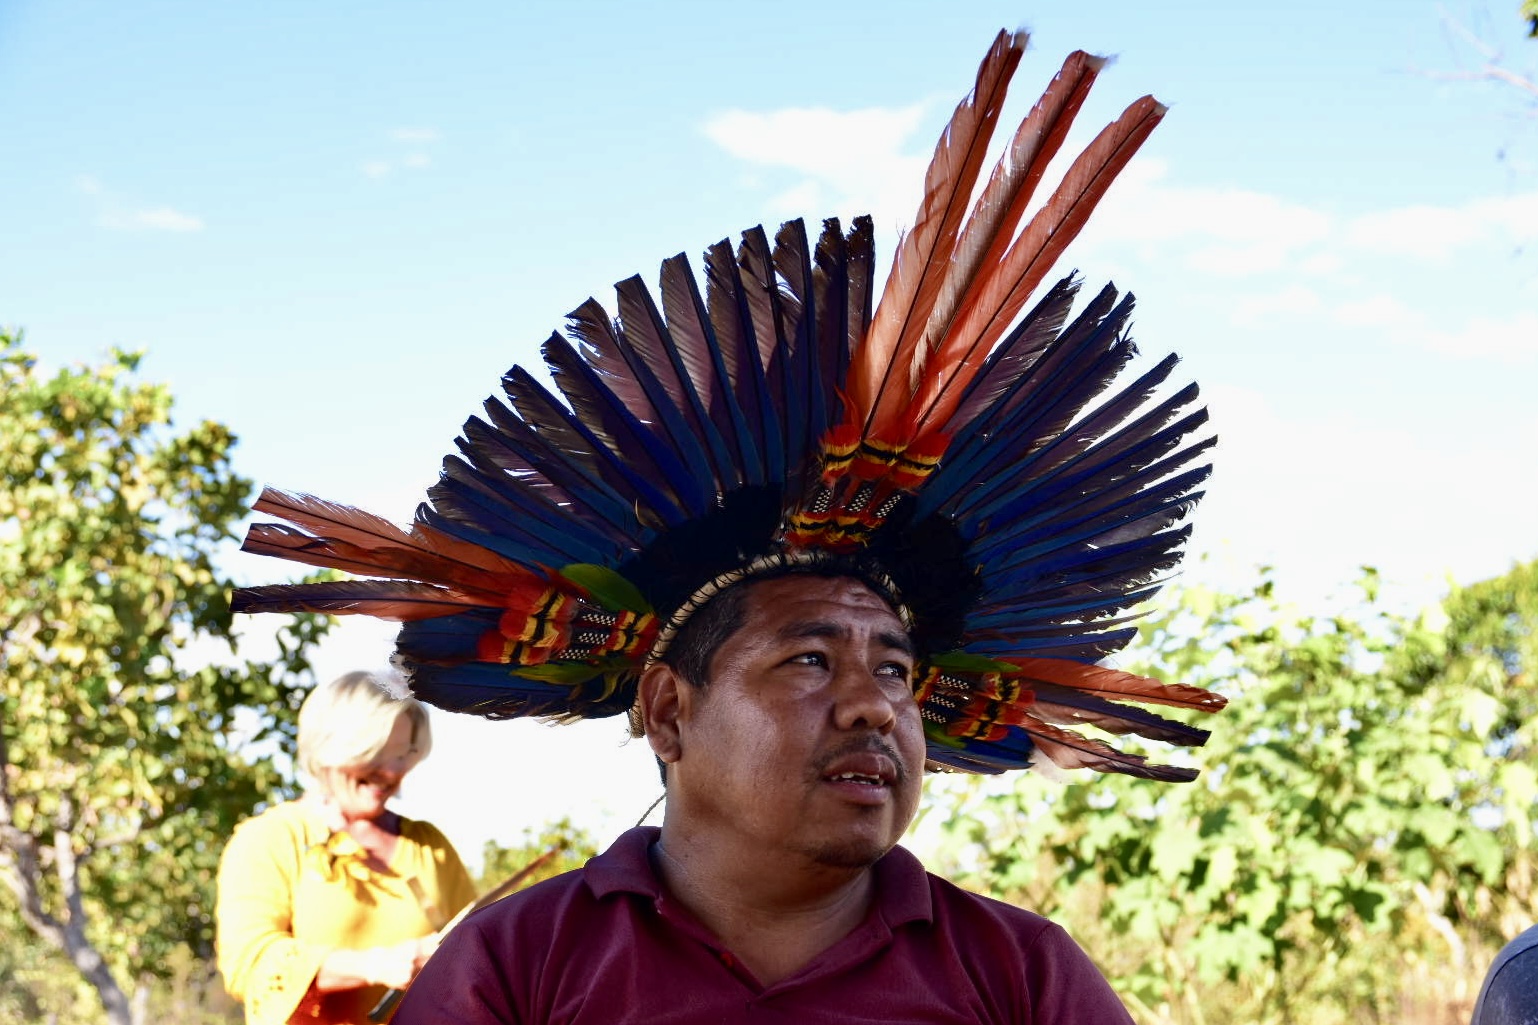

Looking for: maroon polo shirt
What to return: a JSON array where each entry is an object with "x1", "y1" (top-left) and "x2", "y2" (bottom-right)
[{"x1": 395, "y1": 827, "x2": 1132, "y2": 1024}]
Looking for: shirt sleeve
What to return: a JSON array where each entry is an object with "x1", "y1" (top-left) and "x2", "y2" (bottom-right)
[
  {"x1": 1475, "y1": 945, "x2": 1538, "y2": 1025},
  {"x1": 215, "y1": 814, "x2": 329, "y2": 1025},
  {"x1": 1021, "y1": 922, "x2": 1136, "y2": 1025}
]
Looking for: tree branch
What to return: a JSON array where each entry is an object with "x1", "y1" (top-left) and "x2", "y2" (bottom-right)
[
  {"x1": 1418, "y1": 7, "x2": 1538, "y2": 107},
  {"x1": 1420, "y1": 65, "x2": 1538, "y2": 102},
  {"x1": 50, "y1": 792, "x2": 135, "y2": 1025},
  {"x1": 0, "y1": 723, "x2": 70, "y2": 948}
]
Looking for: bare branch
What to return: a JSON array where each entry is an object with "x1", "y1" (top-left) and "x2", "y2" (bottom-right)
[
  {"x1": 1486, "y1": 63, "x2": 1538, "y2": 98},
  {"x1": 1417, "y1": 5, "x2": 1538, "y2": 107},
  {"x1": 0, "y1": 724, "x2": 71, "y2": 948}
]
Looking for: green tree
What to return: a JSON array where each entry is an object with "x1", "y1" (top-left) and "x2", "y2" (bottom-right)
[
  {"x1": 929, "y1": 561, "x2": 1538, "y2": 1024},
  {"x1": 0, "y1": 330, "x2": 329, "y2": 1025},
  {"x1": 477, "y1": 818, "x2": 598, "y2": 893}
]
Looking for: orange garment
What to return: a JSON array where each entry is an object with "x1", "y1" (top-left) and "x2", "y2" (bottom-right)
[{"x1": 216, "y1": 800, "x2": 476, "y2": 1025}]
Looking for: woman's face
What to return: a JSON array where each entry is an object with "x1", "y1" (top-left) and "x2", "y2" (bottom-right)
[{"x1": 319, "y1": 713, "x2": 420, "y2": 823}]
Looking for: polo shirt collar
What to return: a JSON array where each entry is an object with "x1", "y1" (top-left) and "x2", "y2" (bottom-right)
[{"x1": 584, "y1": 826, "x2": 934, "y2": 930}]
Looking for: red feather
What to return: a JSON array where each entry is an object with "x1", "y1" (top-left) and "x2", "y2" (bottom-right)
[
  {"x1": 1024, "y1": 718, "x2": 1199, "y2": 782},
  {"x1": 230, "y1": 581, "x2": 480, "y2": 621},
  {"x1": 1002, "y1": 657, "x2": 1228, "y2": 713},
  {"x1": 247, "y1": 487, "x2": 550, "y2": 598}
]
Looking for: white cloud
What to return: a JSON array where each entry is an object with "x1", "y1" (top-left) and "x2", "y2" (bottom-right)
[
  {"x1": 75, "y1": 174, "x2": 204, "y2": 232},
  {"x1": 1344, "y1": 205, "x2": 1485, "y2": 261},
  {"x1": 1422, "y1": 310, "x2": 1538, "y2": 360},
  {"x1": 358, "y1": 127, "x2": 441, "y2": 177},
  {"x1": 1471, "y1": 192, "x2": 1538, "y2": 237},
  {"x1": 361, "y1": 156, "x2": 435, "y2": 178},
  {"x1": 1344, "y1": 191, "x2": 1538, "y2": 261},
  {"x1": 1083, "y1": 160, "x2": 1333, "y2": 276},
  {"x1": 767, "y1": 180, "x2": 825, "y2": 217},
  {"x1": 1333, "y1": 292, "x2": 1422, "y2": 330},
  {"x1": 100, "y1": 207, "x2": 204, "y2": 232},
  {"x1": 1229, "y1": 285, "x2": 1323, "y2": 327},
  {"x1": 704, "y1": 104, "x2": 925, "y2": 176},
  {"x1": 1329, "y1": 294, "x2": 1537, "y2": 362},
  {"x1": 702, "y1": 104, "x2": 929, "y2": 222},
  {"x1": 1298, "y1": 252, "x2": 1345, "y2": 276}
]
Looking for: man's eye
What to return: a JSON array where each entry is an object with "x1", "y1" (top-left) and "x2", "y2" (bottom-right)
[
  {"x1": 877, "y1": 662, "x2": 911, "y2": 682},
  {"x1": 789, "y1": 652, "x2": 827, "y2": 667}
]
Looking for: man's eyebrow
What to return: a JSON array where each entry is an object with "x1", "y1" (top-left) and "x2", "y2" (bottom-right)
[{"x1": 775, "y1": 620, "x2": 916, "y2": 657}]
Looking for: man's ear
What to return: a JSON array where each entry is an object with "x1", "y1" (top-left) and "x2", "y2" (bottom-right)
[{"x1": 639, "y1": 662, "x2": 688, "y2": 765}]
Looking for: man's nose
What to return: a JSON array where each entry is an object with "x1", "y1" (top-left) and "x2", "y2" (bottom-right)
[{"x1": 831, "y1": 665, "x2": 900, "y2": 733}]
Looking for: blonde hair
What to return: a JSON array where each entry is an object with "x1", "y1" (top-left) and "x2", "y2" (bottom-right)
[{"x1": 296, "y1": 670, "x2": 431, "y2": 784}]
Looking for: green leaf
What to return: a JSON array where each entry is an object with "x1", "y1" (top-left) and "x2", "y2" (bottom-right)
[
  {"x1": 925, "y1": 650, "x2": 1016, "y2": 673},
  {"x1": 1150, "y1": 820, "x2": 1203, "y2": 881},
  {"x1": 1463, "y1": 689, "x2": 1502, "y2": 736}
]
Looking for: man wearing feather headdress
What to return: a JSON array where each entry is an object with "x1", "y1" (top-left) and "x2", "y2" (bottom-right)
[
  {"x1": 234, "y1": 28, "x2": 1225, "y2": 1024},
  {"x1": 389, "y1": 567, "x2": 1139, "y2": 1022}
]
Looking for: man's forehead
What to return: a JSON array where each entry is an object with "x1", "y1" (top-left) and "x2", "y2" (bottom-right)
[{"x1": 742, "y1": 575, "x2": 911, "y2": 641}]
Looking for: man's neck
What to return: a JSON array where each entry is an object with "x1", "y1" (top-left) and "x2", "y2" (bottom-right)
[{"x1": 651, "y1": 828, "x2": 879, "y2": 987}]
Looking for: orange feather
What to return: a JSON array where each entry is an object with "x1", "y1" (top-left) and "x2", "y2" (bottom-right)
[
  {"x1": 918, "y1": 94, "x2": 1167, "y2": 437},
  {"x1": 848, "y1": 28, "x2": 1027, "y2": 439},
  {"x1": 909, "y1": 50, "x2": 1108, "y2": 436}
]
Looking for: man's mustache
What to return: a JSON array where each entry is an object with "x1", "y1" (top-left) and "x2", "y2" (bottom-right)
[{"x1": 811, "y1": 737, "x2": 909, "y2": 784}]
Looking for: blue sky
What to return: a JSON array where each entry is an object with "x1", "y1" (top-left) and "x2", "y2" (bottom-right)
[{"x1": 4, "y1": 1, "x2": 1535, "y2": 864}]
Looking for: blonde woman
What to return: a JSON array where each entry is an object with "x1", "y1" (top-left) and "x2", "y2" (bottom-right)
[{"x1": 216, "y1": 671, "x2": 476, "y2": 1024}]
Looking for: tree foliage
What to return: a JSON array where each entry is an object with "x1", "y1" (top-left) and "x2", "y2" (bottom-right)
[
  {"x1": 477, "y1": 818, "x2": 599, "y2": 894},
  {"x1": 0, "y1": 330, "x2": 328, "y2": 1025},
  {"x1": 930, "y1": 560, "x2": 1538, "y2": 1024}
]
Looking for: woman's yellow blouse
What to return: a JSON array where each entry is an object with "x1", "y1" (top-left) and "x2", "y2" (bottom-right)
[{"x1": 216, "y1": 801, "x2": 477, "y2": 1025}]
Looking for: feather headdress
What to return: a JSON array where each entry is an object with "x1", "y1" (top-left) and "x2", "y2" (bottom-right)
[{"x1": 234, "y1": 30, "x2": 1225, "y2": 781}]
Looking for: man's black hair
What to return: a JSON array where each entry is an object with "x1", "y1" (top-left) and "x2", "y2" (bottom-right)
[{"x1": 662, "y1": 582, "x2": 751, "y2": 691}]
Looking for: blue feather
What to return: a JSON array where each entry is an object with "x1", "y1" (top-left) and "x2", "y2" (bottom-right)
[
  {"x1": 538, "y1": 334, "x2": 705, "y2": 520},
  {"x1": 420, "y1": 476, "x2": 618, "y2": 566},
  {"x1": 658, "y1": 253, "x2": 761, "y2": 490},
  {"x1": 616, "y1": 272, "x2": 740, "y2": 493}
]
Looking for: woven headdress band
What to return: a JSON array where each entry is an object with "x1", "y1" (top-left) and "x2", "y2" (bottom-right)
[
  {"x1": 234, "y1": 30, "x2": 1227, "y2": 780},
  {"x1": 645, "y1": 550, "x2": 914, "y2": 670}
]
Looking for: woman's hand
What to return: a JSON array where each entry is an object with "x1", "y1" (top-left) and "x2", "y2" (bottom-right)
[
  {"x1": 316, "y1": 933, "x2": 443, "y2": 992},
  {"x1": 411, "y1": 932, "x2": 442, "y2": 971},
  {"x1": 367, "y1": 936, "x2": 437, "y2": 989}
]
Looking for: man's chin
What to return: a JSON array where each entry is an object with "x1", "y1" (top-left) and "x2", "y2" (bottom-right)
[{"x1": 800, "y1": 834, "x2": 900, "y2": 870}]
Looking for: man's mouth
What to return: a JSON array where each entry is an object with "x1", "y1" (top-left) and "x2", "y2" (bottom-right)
[
  {"x1": 824, "y1": 770, "x2": 887, "y2": 786},
  {"x1": 818, "y1": 748, "x2": 900, "y2": 790}
]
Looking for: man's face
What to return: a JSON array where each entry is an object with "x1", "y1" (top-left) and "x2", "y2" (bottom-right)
[{"x1": 671, "y1": 575, "x2": 925, "y2": 870}]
